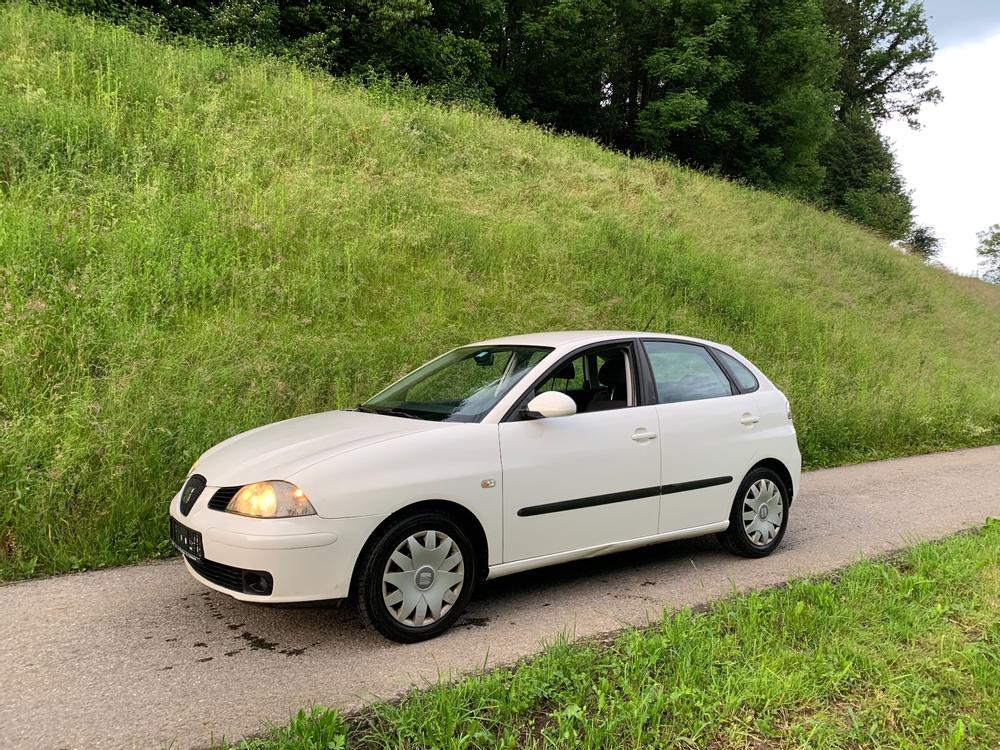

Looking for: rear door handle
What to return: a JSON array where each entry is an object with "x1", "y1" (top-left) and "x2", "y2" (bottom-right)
[
  {"x1": 631, "y1": 429, "x2": 658, "y2": 442},
  {"x1": 740, "y1": 414, "x2": 759, "y2": 426}
]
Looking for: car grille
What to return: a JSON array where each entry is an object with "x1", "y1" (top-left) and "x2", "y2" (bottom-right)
[
  {"x1": 179, "y1": 474, "x2": 207, "y2": 516},
  {"x1": 207, "y1": 485, "x2": 241, "y2": 511},
  {"x1": 187, "y1": 557, "x2": 273, "y2": 596}
]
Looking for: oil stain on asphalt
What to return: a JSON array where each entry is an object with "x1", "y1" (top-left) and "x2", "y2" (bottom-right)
[{"x1": 156, "y1": 592, "x2": 321, "y2": 671}]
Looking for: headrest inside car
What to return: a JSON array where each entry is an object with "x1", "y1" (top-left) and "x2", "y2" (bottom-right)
[{"x1": 598, "y1": 357, "x2": 626, "y2": 387}]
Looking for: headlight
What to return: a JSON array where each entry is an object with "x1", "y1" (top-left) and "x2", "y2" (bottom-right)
[{"x1": 226, "y1": 481, "x2": 316, "y2": 518}]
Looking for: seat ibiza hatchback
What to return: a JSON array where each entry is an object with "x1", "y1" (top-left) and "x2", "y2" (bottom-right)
[{"x1": 170, "y1": 331, "x2": 800, "y2": 641}]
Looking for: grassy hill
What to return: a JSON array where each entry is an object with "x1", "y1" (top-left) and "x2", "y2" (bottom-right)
[{"x1": 2, "y1": 3, "x2": 999, "y2": 580}]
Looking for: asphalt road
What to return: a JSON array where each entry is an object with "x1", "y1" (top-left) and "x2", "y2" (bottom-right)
[{"x1": 2, "y1": 446, "x2": 999, "y2": 749}]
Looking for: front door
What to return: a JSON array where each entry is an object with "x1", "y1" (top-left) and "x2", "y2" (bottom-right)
[{"x1": 498, "y1": 343, "x2": 662, "y2": 562}]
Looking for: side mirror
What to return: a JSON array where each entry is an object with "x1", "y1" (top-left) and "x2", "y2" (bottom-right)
[{"x1": 524, "y1": 391, "x2": 577, "y2": 419}]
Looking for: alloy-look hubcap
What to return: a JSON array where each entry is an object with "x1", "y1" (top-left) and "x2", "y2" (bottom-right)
[
  {"x1": 742, "y1": 478, "x2": 784, "y2": 547},
  {"x1": 382, "y1": 530, "x2": 465, "y2": 627}
]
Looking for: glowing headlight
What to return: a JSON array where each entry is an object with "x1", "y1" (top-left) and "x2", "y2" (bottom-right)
[{"x1": 226, "y1": 481, "x2": 316, "y2": 518}]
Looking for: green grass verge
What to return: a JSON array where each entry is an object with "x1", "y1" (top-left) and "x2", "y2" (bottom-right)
[
  {"x1": 3, "y1": 3, "x2": 1000, "y2": 579},
  {"x1": 229, "y1": 521, "x2": 1000, "y2": 749}
]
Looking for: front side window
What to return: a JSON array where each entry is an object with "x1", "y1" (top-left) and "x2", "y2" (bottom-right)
[
  {"x1": 362, "y1": 346, "x2": 551, "y2": 422},
  {"x1": 643, "y1": 341, "x2": 733, "y2": 404},
  {"x1": 532, "y1": 345, "x2": 633, "y2": 413}
]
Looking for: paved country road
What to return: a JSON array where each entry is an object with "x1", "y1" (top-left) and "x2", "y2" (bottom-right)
[{"x1": 2, "y1": 447, "x2": 999, "y2": 750}]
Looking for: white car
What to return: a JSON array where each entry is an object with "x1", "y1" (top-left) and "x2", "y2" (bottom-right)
[{"x1": 170, "y1": 331, "x2": 800, "y2": 641}]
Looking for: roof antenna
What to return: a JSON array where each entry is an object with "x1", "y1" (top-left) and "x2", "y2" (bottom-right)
[{"x1": 640, "y1": 298, "x2": 665, "y2": 332}]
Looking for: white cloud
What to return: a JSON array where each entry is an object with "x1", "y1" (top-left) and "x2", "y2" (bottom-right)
[{"x1": 881, "y1": 31, "x2": 1000, "y2": 276}]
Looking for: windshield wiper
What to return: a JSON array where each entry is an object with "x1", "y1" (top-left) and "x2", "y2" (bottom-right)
[{"x1": 356, "y1": 404, "x2": 425, "y2": 420}]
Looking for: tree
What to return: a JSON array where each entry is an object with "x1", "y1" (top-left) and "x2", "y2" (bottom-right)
[
  {"x1": 338, "y1": 0, "x2": 498, "y2": 102},
  {"x1": 601, "y1": 0, "x2": 839, "y2": 197},
  {"x1": 905, "y1": 224, "x2": 939, "y2": 261},
  {"x1": 819, "y1": 106, "x2": 912, "y2": 238},
  {"x1": 817, "y1": 1, "x2": 940, "y2": 237},
  {"x1": 494, "y1": 0, "x2": 616, "y2": 135},
  {"x1": 491, "y1": 0, "x2": 840, "y2": 198},
  {"x1": 823, "y1": 0, "x2": 941, "y2": 127},
  {"x1": 977, "y1": 224, "x2": 1000, "y2": 283}
]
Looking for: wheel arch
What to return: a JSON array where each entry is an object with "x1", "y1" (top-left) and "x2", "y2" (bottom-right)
[
  {"x1": 349, "y1": 499, "x2": 490, "y2": 596},
  {"x1": 749, "y1": 457, "x2": 794, "y2": 504}
]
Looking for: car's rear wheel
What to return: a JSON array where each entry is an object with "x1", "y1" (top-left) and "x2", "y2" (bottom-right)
[
  {"x1": 718, "y1": 467, "x2": 789, "y2": 558},
  {"x1": 355, "y1": 511, "x2": 476, "y2": 642}
]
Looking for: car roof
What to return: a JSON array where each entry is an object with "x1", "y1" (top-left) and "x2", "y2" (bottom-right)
[{"x1": 470, "y1": 330, "x2": 729, "y2": 350}]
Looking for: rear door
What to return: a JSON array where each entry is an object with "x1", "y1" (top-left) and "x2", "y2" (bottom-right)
[
  {"x1": 498, "y1": 341, "x2": 661, "y2": 562},
  {"x1": 641, "y1": 340, "x2": 761, "y2": 533}
]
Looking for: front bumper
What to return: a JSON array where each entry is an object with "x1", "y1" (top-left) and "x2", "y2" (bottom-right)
[{"x1": 170, "y1": 488, "x2": 386, "y2": 603}]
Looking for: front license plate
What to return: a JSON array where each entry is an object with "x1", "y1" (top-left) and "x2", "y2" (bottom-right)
[{"x1": 170, "y1": 517, "x2": 204, "y2": 561}]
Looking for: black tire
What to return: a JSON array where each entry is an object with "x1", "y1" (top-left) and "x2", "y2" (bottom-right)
[
  {"x1": 354, "y1": 511, "x2": 477, "y2": 643},
  {"x1": 717, "y1": 466, "x2": 789, "y2": 558}
]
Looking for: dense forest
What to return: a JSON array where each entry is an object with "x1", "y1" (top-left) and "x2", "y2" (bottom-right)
[{"x1": 51, "y1": 0, "x2": 940, "y2": 241}]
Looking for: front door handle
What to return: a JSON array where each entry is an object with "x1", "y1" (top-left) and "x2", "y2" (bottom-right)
[
  {"x1": 740, "y1": 413, "x2": 759, "y2": 426},
  {"x1": 631, "y1": 429, "x2": 658, "y2": 442}
]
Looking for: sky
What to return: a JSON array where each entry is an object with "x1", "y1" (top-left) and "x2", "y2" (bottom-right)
[{"x1": 880, "y1": 1, "x2": 1000, "y2": 275}]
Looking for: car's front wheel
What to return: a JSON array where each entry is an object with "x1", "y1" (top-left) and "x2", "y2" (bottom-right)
[
  {"x1": 355, "y1": 511, "x2": 477, "y2": 642},
  {"x1": 718, "y1": 467, "x2": 789, "y2": 557}
]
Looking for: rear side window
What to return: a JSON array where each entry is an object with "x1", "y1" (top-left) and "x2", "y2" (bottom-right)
[
  {"x1": 642, "y1": 341, "x2": 733, "y2": 403},
  {"x1": 716, "y1": 350, "x2": 759, "y2": 392}
]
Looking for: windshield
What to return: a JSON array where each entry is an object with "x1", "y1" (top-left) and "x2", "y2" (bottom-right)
[{"x1": 361, "y1": 345, "x2": 552, "y2": 422}]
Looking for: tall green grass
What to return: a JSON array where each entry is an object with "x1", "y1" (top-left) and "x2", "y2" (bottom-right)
[{"x1": 2, "y1": 3, "x2": 1000, "y2": 579}]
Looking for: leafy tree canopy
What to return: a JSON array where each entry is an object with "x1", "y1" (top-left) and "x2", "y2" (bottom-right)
[
  {"x1": 905, "y1": 224, "x2": 940, "y2": 261},
  {"x1": 823, "y1": 0, "x2": 941, "y2": 127},
  {"x1": 977, "y1": 224, "x2": 1000, "y2": 283},
  {"x1": 819, "y1": 106, "x2": 912, "y2": 238}
]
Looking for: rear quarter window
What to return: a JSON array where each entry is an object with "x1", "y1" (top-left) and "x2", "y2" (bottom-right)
[{"x1": 716, "y1": 350, "x2": 759, "y2": 392}]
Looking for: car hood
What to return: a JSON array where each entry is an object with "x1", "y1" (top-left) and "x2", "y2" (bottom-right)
[{"x1": 194, "y1": 410, "x2": 444, "y2": 487}]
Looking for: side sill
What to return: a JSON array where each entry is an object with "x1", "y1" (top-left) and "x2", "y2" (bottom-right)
[{"x1": 486, "y1": 521, "x2": 729, "y2": 580}]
